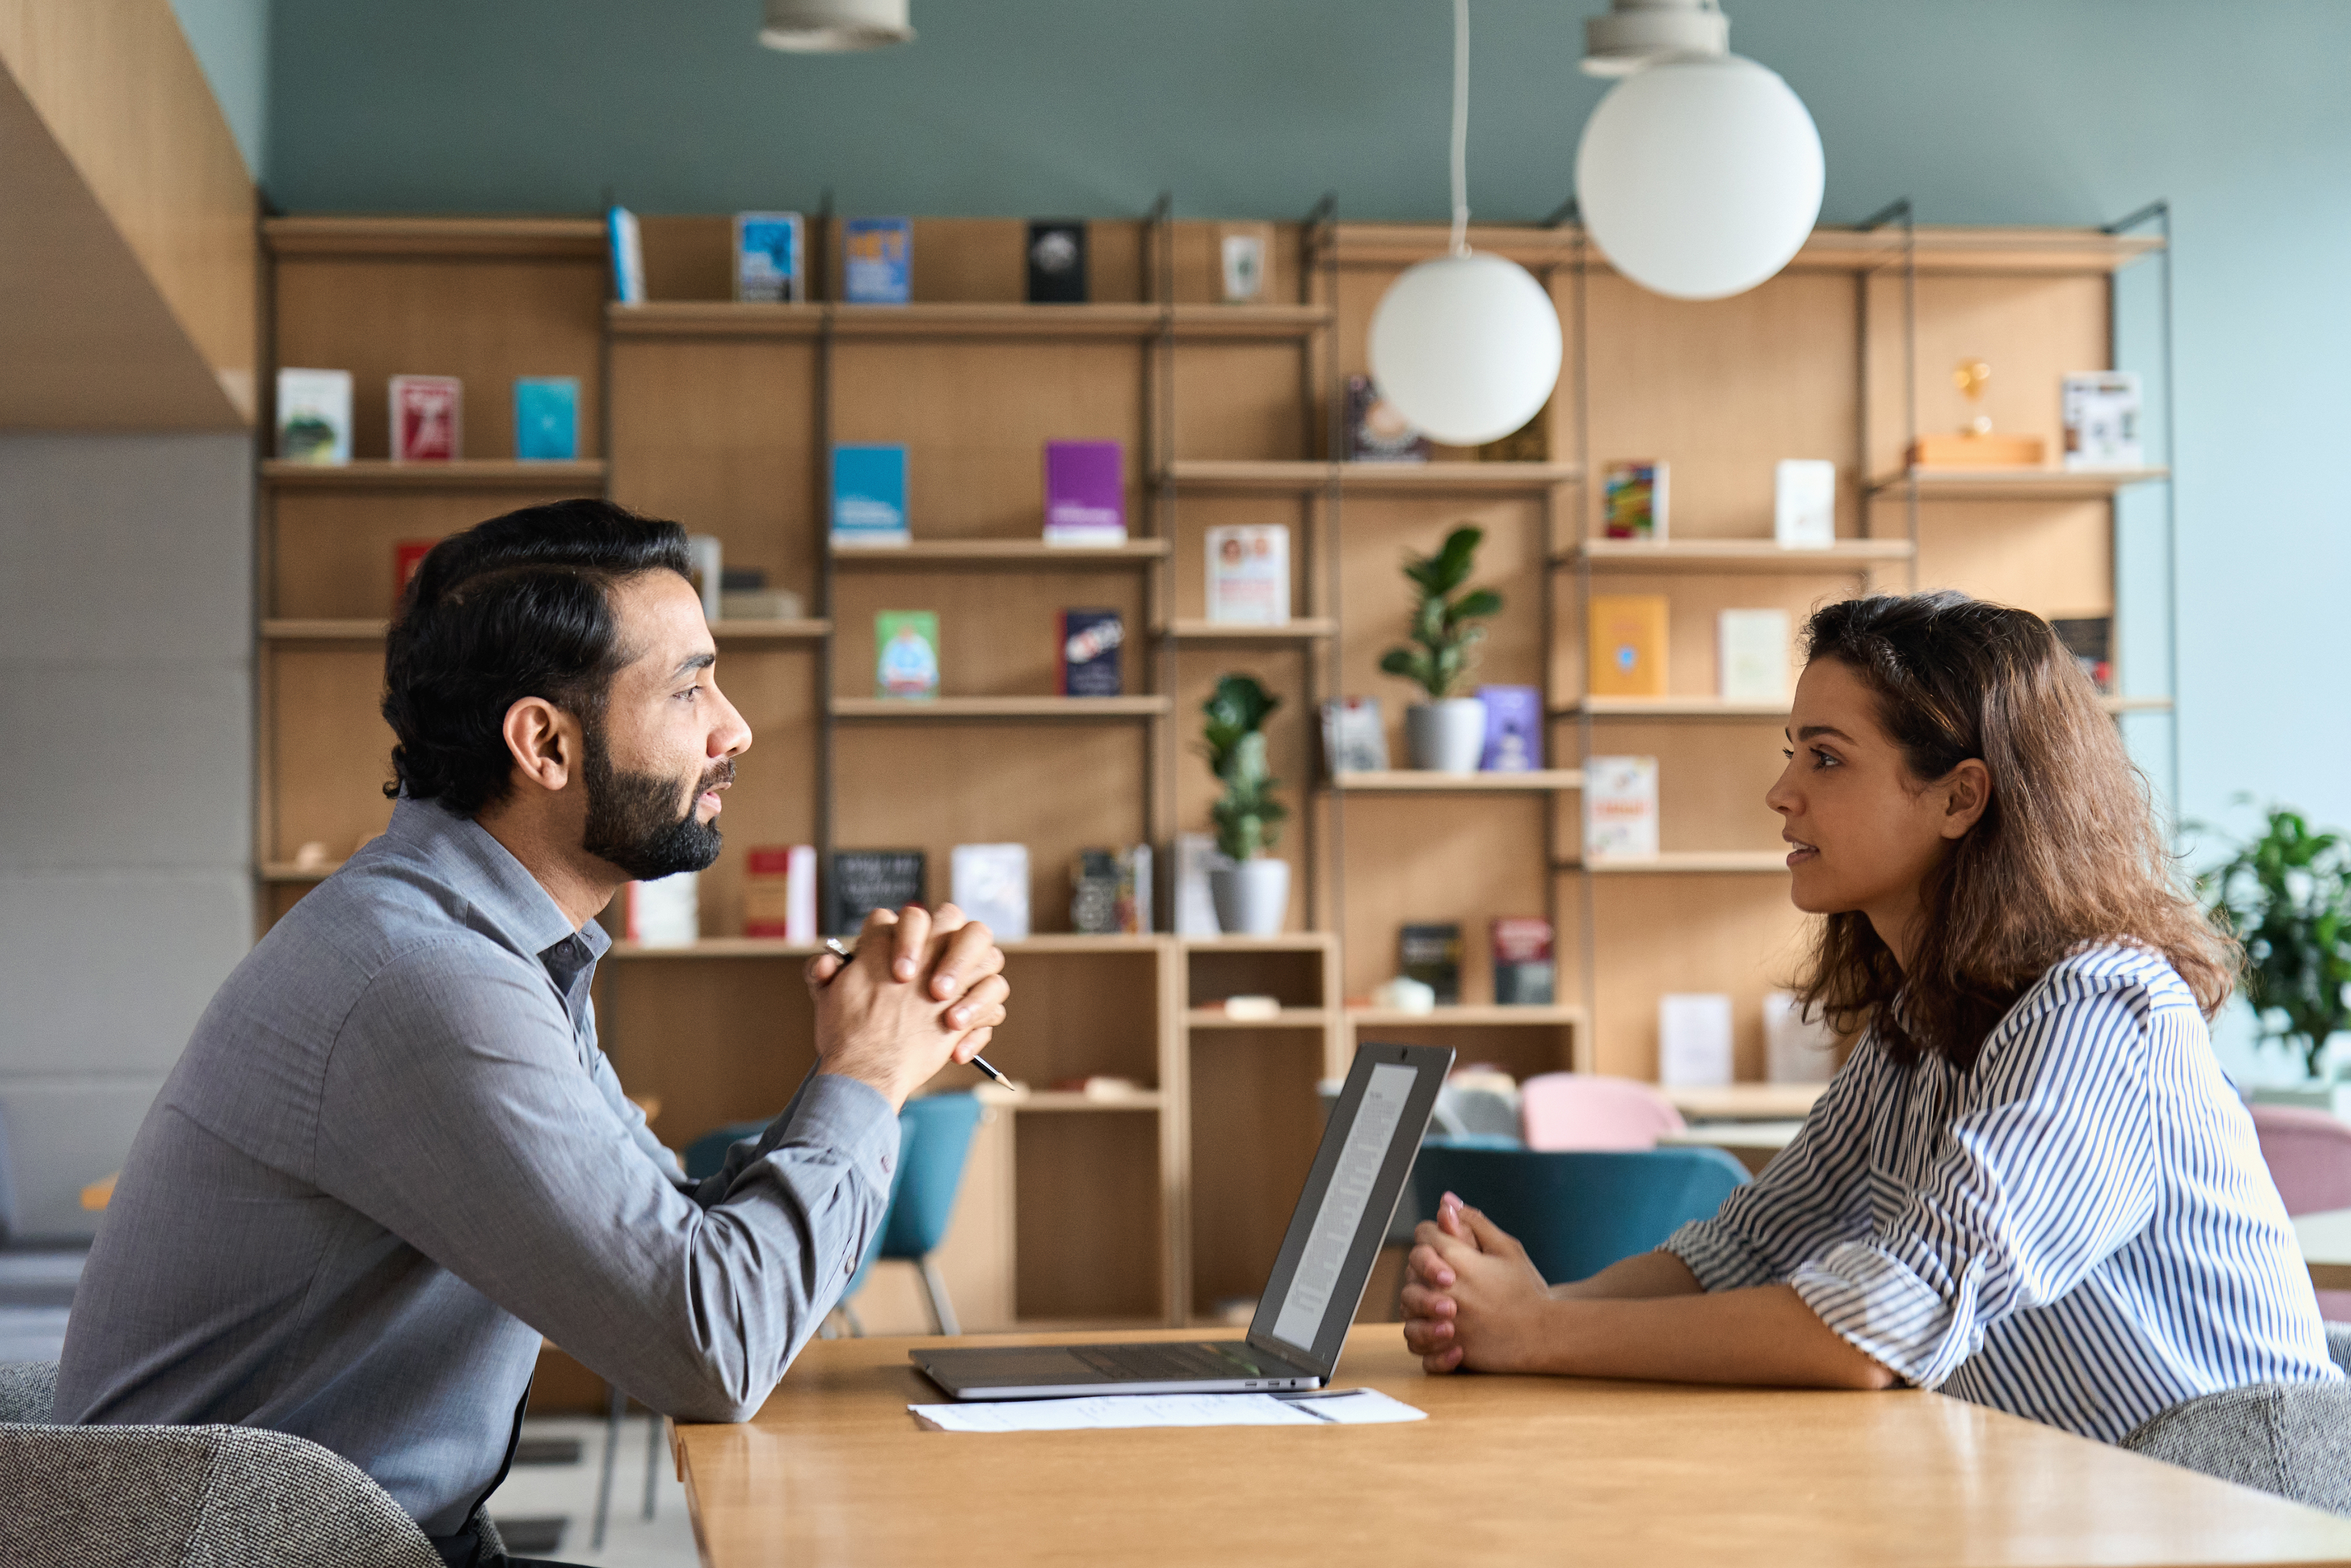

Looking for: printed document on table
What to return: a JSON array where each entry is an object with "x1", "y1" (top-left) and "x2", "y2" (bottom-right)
[{"x1": 909, "y1": 1388, "x2": 1426, "y2": 1433}]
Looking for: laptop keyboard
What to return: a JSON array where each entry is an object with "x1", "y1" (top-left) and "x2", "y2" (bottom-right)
[{"x1": 1070, "y1": 1342, "x2": 1300, "y2": 1381}]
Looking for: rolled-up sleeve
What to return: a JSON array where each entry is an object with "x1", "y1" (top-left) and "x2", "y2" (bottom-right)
[
  {"x1": 1786, "y1": 990, "x2": 2156, "y2": 1389},
  {"x1": 315, "y1": 942, "x2": 898, "y2": 1422}
]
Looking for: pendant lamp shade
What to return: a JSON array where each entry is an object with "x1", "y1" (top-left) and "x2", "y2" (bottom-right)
[
  {"x1": 760, "y1": 0, "x2": 914, "y2": 52},
  {"x1": 1367, "y1": 251, "x2": 1563, "y2": 447},
  {"x1": 1574, "y1": 55, "x2": 1823, "y2": 301}
]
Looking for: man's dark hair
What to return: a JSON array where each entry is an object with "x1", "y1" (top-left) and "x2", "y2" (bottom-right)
[{"x1": 381, "y1": 499, "x2": 692, "y2": 817}]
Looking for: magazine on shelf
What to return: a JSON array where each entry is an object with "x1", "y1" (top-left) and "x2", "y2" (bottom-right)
[
  {"x1": 1205, "y1": 524, "x2": 1290, "y2": 625},
  {"x1": 513, "y1": 377, "x2": 579, "y2": 461},
  {"x1": 275, "y1": 368, "x2": 351, "y2": 465},
  {"x1": 1583, "y1": 755, "x2": 1660, "y2": 861},
  {"x1": 1774, "y1": 459, "x2": 1836, "y2": 549},
  {"x1": 734, "y1": 211, "x2": 805, "y2": 303},
  {"x1": 1057, "y1": 610, "x2": 1125, "y2": 696},
  {"x1": 832, "y1": 443, "x2": 910, "y2": 546},
  {"x1": 389, "y1": 375, "x2": 461, "y2": 462},
  {"x1": 1044, "y1": 440, "x2": 1126, "y2": 546},
  {"x1": 952, "y1": 844, "x2": 1032, "y2": 942},
  {"x1": 844, "y1": 217, "x2": 913, "y2": 305}
]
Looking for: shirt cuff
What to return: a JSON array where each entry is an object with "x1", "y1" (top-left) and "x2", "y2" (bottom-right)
[
  {"x1": 1789, "y1": 1240, "x2": 1982, "y2": 1389},
  {"x1": 1661, "y1": 1219, "x2": 1780, "y2": 1292},
  {"x1": 784, "y1": 1073, "x2": 902, "y2": 1205}
]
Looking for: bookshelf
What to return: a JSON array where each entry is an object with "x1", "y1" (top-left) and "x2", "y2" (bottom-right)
[{"x1": 255, "y1": 204, "x2": 2172, "y2": 1336}]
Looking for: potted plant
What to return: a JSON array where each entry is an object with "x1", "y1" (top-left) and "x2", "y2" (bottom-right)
[
  {"x1": 2200, "y1": 804, "x2": 2351, "y2": 1109},
  {"x1": 1200, "y1": 673, "x2": 1290, "y2": 935},
  {"x1": 1379, "y1": 524, "x2": 1502, "y2": 772}
]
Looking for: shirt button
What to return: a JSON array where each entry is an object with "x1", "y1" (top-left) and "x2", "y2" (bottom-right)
[
  {"x1": 880, "y1": 1153, "x2": 893, "y2": 1174},
  {"x1": 844, "y1": 1257, "x2": 856, "y2": 1275}
]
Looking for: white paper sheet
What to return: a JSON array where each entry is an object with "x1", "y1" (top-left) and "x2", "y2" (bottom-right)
[{"x1": 908, "y1": 1388, "x2": 1426, "y2": 1433}]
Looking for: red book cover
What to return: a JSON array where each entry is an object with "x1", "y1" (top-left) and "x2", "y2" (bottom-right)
[
  {"x1": 394, "y1": 538, "x2": 437, "y2": 609},
  {"x1": 390, "y1": 375, "x2": 462, "y2": 462}
]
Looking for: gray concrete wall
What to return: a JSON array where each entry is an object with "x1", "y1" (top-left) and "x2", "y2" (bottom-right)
[{"x1": 0, "y1": 434, "x2": 253, "y2": 1238}]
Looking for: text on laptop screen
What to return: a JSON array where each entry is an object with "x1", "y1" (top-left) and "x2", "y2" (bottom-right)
[{"x1": 1271, "y1": 1062, "x2": 1420, "y2": 1351}]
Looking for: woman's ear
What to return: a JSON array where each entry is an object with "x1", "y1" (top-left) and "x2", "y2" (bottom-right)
[{"x1": 1938, "y1": 758, "x2": 1993, "y2": 840}]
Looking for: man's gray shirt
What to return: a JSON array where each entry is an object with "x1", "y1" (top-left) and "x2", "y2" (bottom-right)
[{"x1": 56, "y1": 798, "x2": 897, "y2": 1538}]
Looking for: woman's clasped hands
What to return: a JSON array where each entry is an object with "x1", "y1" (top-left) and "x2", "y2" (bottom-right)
[{"x1": 1399, "y1": 1191, "x2": 1561, "y2": 1374}]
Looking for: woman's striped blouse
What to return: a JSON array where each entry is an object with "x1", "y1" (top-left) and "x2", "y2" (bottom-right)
[{"x1": 1665, "y1": 943, "x2": 2341, "y2": 1442}]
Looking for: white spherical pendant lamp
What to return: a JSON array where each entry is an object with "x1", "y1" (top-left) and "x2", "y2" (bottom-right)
[
  {"x1": 1575, "y1": 54, "x2": 1823, "y2": 301},
  {"x1": 1365, "y1": 0, "x2": 1564, "y2": 448},
  {"x1": 1369, "y1": 253, "x2": 1562, "y2": 447},
  {"x1": 760, "y1": 0, "x2": 914, "y2": 52}
]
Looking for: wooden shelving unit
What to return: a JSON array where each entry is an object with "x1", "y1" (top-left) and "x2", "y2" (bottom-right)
[{"x1": 253, "y1": 206, "x2": 2173, "y2": 1335}]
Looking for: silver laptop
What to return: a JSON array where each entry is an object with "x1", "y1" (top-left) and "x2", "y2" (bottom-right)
[{"x1": 910, "y1": 1042, "x2": 1453, "y2": 1400}]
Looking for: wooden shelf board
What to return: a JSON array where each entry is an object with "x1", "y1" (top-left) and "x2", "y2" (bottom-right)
[
  {"x1": 986, "y1": 1090, "x2": 1167, "y2": 1112},
  {"x1": 1179, "y1": 934, "x2": 1336, "y2": 953},
  {"x1": 258, "y1": 861, "x2": 338, "y2": 882},
  {"x1": 1556, "y1": 697, "x2": 1788, "y2": 720},
  {"x1": 1168, "y1": 304, "x2": 1332, "y2": 339},
  {"x1": 1662, "y1": 1082, "x2": 1828, "y2": 1121},
  {"x1": 1348, "y1": 1005, "x2": 1587, "y2": 1028},
  {"x1": 1328, "y1": 222, "x2": 2160, "y2": 274},
  {"x1": 1161, "y1": 618, "x2": 1336, "y2": 643},
  {"x1": 1556, "y1": 852, "x2": 1792, "y2": 875},
  {"x1": 1000, "y1": 935, "x2": 1165, "y2": 955},
  {"x1": 609, "y1": 301, "x2": 1328, "y2": 341},
  {"x1": 1866, "y1": 466, "x2": 2170, "y2": 500},
  {"x1": 261, "y1": 459, "x2": 607, "y2": 489},
  {"x1": 264, "y1": 215, "x2": 606, "y2": 257},
  {"x1": 709, "y1": 618, "x2": 832, "y2": 642},
  {"x1": 1565, "y1": 538, "x2": 1912, "y2": 573},
  {"x1": 1326, "y1": 769, "x2": 1582, "y2": 793},
  {"x1": 829, "y1": 696, "x2": 1172, "y2": 721},
  {"x1": 260, "y1": 616, "x2": 830, "y2": 644},
  {"x1": 607, "y1": 301, "x2": 827, "y2": 338},
  {"x1": 829, "y1": 539, "x2": 1170, "y2": 569},
  {"x1": 610, "y1": 934, "x2": 1160, "y2": 960},
  {"x1": 1185, "y1": 1008, "x2": 1333, "y2": 1030},
  {"x1": 1164, "y1": 459, "x2": 1581, "y2": 493},
  {"x1": 2103, "y1": 695, "x2": 2175, "y2": 714}
]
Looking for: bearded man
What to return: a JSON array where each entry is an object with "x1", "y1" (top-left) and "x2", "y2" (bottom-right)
[{"x1": 55, "y1": 500, "x2": 1007, "y2": 1567}]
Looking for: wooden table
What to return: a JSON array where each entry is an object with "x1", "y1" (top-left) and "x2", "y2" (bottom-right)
[
  {"x1": 2295, "y1": 1207, "x2": 2351, "y2": 1290},
  {"x1": 670, "y1": 1325, "x2": 2351, "y2": 1566}
]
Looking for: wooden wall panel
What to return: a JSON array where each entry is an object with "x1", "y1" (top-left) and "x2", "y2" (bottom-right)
[
  {"x1": 1339, "y1": 795, "x2": 1553, "y2": 1003},
  {"x1": 1568, "y1": 721, "x2": 1789, "y2": 857},
  {"x1": 274, "y1": 255, "x2": 605, "y2": 460},
  {"x1": 1581, "y1": 875, "x2": 1814, "y2": 1080},
  {"x1": 271, "y1": 481, "x2": 603, "y2": 618},
  {"x1": 1014, "y1": 1111, "x2": 1163, "y2": 1320},
  {"x1": 1164, "y1": 221, "x2": 1305, "y2": 307},
  {"x1": 698, "y1": 647, "x2": 821, "y2": 938},
  {"x1": 833, "y1": 569, "x2": 1146, "y2": 698},
  {"x1": 1169, "y1": 493, "x2": 1319, "y2": 621},
  {"x1": 1186, "y1": 1031, "x2": 1322, "y2": 1314},
  {"x1": 267, "y1": 649, "x2": 396, "y2": 862},
  {"x1": 1171, "y1": 342, "x2": 1311, "y2": 460},
  {"x1": 1913, "y1": 499, "x2": 2114, "y2": 620},
  {"x1": 1345, "y1": 1021, "x2": 1577, "y2": 1086},
  {"x1": 1865, "y1": 273, "x2": 2111, "y2": 479},
  {"x1": 596, "y1": 958, "x2": 816, "y2": 1146}
]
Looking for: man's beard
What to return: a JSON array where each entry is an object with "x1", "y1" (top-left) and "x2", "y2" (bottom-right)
[{"x1": 579, "y1": 719, "x2": 729, "y2": 880}]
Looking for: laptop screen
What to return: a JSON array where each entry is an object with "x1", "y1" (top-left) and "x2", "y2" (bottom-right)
[{"x1": 1250, "y1": 1043, "x2": 1451, "y2": 1375}]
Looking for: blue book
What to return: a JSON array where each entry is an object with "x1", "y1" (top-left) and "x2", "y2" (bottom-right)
[
  {"x1": 734, "y1": 212, "x2": 803, "y2": 303},
  {"x1": 606, "y1": 206, "x2": 644, "y2": 305},
  {"x1": 513, "y1": 378, "x2": 579, "y2": 461},
  {"x1": 831, "y1": 444, "x2": 909, "y2": 546},
  {"x1": 844, "y1": 217, "x2": 913, "y2": 306}
]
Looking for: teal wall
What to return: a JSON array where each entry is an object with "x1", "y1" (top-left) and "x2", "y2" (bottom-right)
[
  {"x1": 261, "y1": 1, "x2": 2351, "y2": 1081},
  {"x1": 170, "y1": 0, "x2": 269, "y2": 177}
]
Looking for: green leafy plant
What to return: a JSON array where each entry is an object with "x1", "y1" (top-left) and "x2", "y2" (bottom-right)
[
  {"x1": 2199, "y1": 803, "x2": 2351, "y2": 1079},
  {"x1": 1378, "y1": 525, "x2": 1502, "y2": 701},
  {"x1": 1200, "y1": 673, "x2": 1287, "y2": 862}
]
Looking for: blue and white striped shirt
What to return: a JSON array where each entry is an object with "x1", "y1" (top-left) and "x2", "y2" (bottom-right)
[{"x1": 1665, "y1": 943, "x2": 2340, "y2": 1441}]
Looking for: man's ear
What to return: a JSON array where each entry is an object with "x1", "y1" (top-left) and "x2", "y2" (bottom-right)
[
  {"x1": 502, "y1": 696, "x2": 580, "y2": 796},
  {"x1": 1937, "y1": 757, "x2": 1992, "y2": 840}
]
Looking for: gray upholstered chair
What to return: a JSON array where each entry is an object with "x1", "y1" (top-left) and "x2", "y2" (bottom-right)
[
  {"x1": 2120, "y1": 1324, "x2": 2351, "y2": 1515},
  {"x1": 0, "y1": 1359, "x2": 494, "y2": 1566}
]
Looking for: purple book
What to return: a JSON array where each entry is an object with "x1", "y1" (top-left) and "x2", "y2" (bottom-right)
[
  {"x1": 1044, "y1": 440, "x2": 1126, "y2": 546},
  {"x1": 1477, "y1": 685, "x2": 1542, "y2": 771}
]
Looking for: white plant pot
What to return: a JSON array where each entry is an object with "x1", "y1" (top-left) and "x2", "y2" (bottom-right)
[
  {"x1": 1406, "y1": 697, "x2": 1488, "y2": 772},
  {"x1": 1209, "y1": 858, "x2": 1290, "y2": 937}
]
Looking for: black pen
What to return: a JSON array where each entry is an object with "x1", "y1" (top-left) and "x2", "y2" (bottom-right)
[{"x1": 822, "y1": 938, "x2": 1010, "y2": 1086}]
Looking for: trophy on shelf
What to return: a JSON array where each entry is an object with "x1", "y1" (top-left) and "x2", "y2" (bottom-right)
[{"x1": 1907, "y1": 357, "x2": 2046, "y2": 470}]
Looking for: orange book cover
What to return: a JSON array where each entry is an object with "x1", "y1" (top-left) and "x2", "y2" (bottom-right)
[{"x1": 1588, "y1": 595, "x2": 1670, "y2": 697}]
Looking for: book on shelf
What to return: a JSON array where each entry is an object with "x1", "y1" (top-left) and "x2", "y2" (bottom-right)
[
  {"x1": 1602, "y1": 461, "x2": 1668, "y2": 540},
  {"x1": 1764, "y1": 991, "x2": 1838, "y2": 1084},
  {"x1": 951, "y1": 844, "x2": 1032, "y2": 942},
  {"x1": 625, "y1": 872, "x2": 698, "y2": 948},
  {"x1": 1205, "y1": 523, "x2": 1290, "y2": 625},
  {"x1": 1173, "y1": 832, "x2": 1230, "y2": 937},
  {"x1": 1025, "y1": 220, "x2": 1088, "y2": 303},
  {"x1": 1774, "y1": 459, "x2": 1835, "y2": 549},
  {"x1": 685, "y1": 535, "x2": 723, "y2": 623},
  {"x1": 1057, "y1": 610, "x2": 1124, "y2": 697},
  {"x1": 1583, "y1": 755, "x2": 1660, "y2": 861},
  {"x1": 832, "y1": 443, "x2": 910, "y2": 547},
  {"x1": 1398, "y1": 923, "x2": 1463, "y2": 1006},
  {"x1": 1491, "y1": 918, "x2": 1556, "y2": 1006},
  {"x1": 394, "y1": 539, "x2": 437, "y2": 609},
  {"x1": 2063, "y1": 372, "x2": 2143, "y2": 470},
  {"x1": 1718, "y1": 609, "x2": 1792, "y2": 704},
  {"x1": 607, "y1": 205, "x2": 645, "y2": 305},
  {"x1": 1071, "y1": 846, "x2": 1153, "y2": 934},
  {"x1": 513, "y1": 377, "x2": 579, "y2": 461},
  {"x1": 1476, "y1": 686, "x2": 1542, "y2": 771},
  {"x1": 2051, "y1": 616, "x2": 2112, "y2": 694},
  {"x1": 1043, "y1": 439, "x2": 1126, "y2": 546},
  {"x1": 1320, "y1": 697, "x2": 1390, "y2": 775},
  {"x1": 843, "y1": 217, "x2": 912, "y2": 306},
  {"x1": 1658, "y1": 993, "x2": 1734, "y2": 1088},
  {"x1": 1588, "y1": 595, "x2": 1669, "y2": 698},
  {"x1": 875, "y1": 611, "x2": 941, "y2": 698},
  {"x1": 743, "y1": 845, "x2": 818, "y2": 943},
  {"x1": 733, "y1": 211, "x2": 804, "y2": 303},
  {"x1": 1345, "y1": 374, "x2": 1430, "y2": 463},
  {"x1": 718, "y1": 568, "x2": 804, "y2": 622},
  {"x1": 390, "y1": 375, "x2": 461, "y2": 462},
  {"x1": 274, "y1": 368, "x2": 351, "y2": 465},
  {"x1": 827, "y1": 849, "x2": 924, "y2": 937},
  {"x1": 1217, "y1": 222, "x2": 1270, "y2": 302}
]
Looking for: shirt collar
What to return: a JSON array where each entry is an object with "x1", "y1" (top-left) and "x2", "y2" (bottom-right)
[{"x1": 384, "y1": 796, "x2": 609, "y2": 970}]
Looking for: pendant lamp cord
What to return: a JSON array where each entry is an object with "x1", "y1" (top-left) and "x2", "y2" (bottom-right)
[{"x1": 1449, "y1": 0, "x2": 1471, "y2": 256}]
